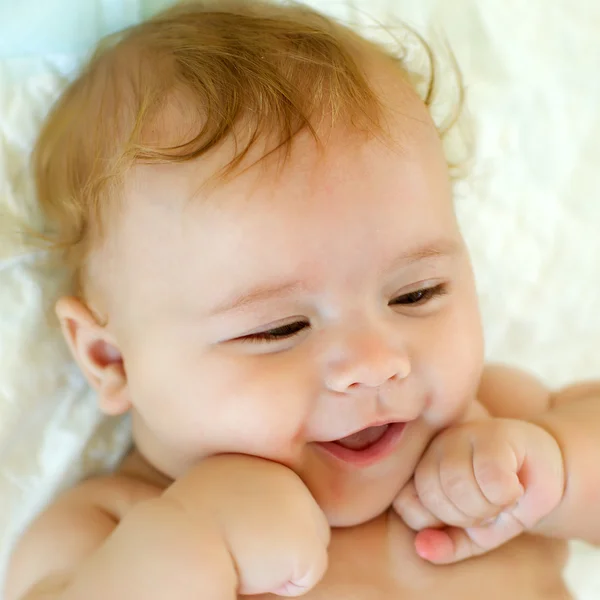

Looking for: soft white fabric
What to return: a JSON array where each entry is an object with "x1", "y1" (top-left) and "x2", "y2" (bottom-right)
[{"x1": 1, "y1": 0, "x2": 599, "y2": 595}]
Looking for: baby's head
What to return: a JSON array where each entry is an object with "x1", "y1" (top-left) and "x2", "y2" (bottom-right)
[{"x1": 36, "y1": 0, "x2": 483, "y2": 526}]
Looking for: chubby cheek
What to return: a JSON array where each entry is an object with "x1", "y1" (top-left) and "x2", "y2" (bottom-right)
[
  {"x1": 211, "y1": 352, "x2": 319, "y2": 459},
  {"x1": 420, "y1": 298, "x2": 484, "y2": 428},
  {"x1": 131, "y1": 348, "x2": 318, "y2": 468}
]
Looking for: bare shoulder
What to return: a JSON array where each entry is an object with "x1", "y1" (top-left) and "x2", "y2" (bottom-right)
[
  {"x1": 5, "y1": 469, "x2": 162, "y2": 600},
  {"x1": 477, "y1": 363, "x2": 553, "y2": 419}
]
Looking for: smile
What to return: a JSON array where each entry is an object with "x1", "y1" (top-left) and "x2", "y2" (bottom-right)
[{"x1": 316, "y1": 422, "x2": 407, "y2": 467}]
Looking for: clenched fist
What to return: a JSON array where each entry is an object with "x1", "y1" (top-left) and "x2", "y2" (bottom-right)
[
  {"x1": 165, "y1": 454, "x2": 331, "y2": 596},
  {"x1": 394, "y1": 419, "x2": 565, "y2": 564}
]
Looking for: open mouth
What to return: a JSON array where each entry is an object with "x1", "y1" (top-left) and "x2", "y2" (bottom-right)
[
  {"x1": 336, "y1": 424, "x2": 391, "y2": 451},
  {"x1": 317, "y1": 422, "x2": 406, "y2": 467}
]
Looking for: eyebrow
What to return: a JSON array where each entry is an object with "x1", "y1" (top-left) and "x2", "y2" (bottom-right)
[
  {"x1": 209, "y1": 281, "x2": 305, "y2": 315},
  {"x1": 210, "y1": 238, "x2": 461, "y2": 316},
  {"x1": 384, "y1": 238, "x2": 462, "y2": 272}
]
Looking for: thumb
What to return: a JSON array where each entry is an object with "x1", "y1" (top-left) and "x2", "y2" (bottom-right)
[{"x1": 415, "y1": 512, "x2": 524, "y2": 564}]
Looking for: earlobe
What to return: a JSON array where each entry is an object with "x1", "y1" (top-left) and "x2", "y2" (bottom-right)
[{"x1": 55, "y1": 296, "x2": 132, "y2": 416}]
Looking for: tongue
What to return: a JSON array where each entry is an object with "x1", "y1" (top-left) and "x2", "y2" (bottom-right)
[{"x1": 336, "y1": 424, "x2": 389, "y2": 451}]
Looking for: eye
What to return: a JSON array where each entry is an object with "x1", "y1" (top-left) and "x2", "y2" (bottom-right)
[
  {"x1": 239, "y1": 320, "x2": 309, "y2": 343},
  {"x1": 390, "y1": 283, "x2": 447, "y2": 307}
]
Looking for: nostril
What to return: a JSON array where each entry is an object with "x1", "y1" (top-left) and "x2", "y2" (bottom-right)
[{"x1": 324, "y1": 349, "x2": 410, "y2": 393}]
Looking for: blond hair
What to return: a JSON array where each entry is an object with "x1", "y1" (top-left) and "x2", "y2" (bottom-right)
[{"x1": 32, "y1": 0, "x2": 461, "y2": 289}]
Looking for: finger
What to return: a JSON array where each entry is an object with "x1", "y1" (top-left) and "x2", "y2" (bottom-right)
[
  {"x1": 393, "y1": 479, "x2": 444, "y2": 531},
  {"x1": 438, "y1": 438, "x2": 500, "y2": 523},
  {"x1": 272, "y1": 540, "x2": 329, "y2": 596},
  {"x1": 414, "y1": 528, "x2": 457, "y2": 563},
  {"x1": 472, "y1": 432, "x2": 524, "y2": 508},
  {"x1": 415, "y1": 511, "x2": 524, "y2": 565},
  {"x1": 415, "y1": 526, "x2": 487, "y2": 564},
  {"x1": 414, "y1": 453, "x2": 475, "y2": 528},
  {"x1": 466, "y1": 511, "x2": 525, "y2": 551}
]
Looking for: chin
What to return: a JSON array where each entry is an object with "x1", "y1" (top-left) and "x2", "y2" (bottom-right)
[{"x1": 322, "y1": 487, "x2": 397, "y2": 528}]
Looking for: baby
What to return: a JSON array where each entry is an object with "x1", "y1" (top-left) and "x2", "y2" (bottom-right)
[{"x1": 5, "y1": 1, "x2": 600, "y2": 599}]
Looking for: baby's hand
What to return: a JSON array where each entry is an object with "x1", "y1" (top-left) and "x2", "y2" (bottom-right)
[
  {"x1": 393, "y1": 419, "x2": 565, "y2": 564},
  {"x1": 165, "y1": 454, "x2": 330, "y2": 597}
]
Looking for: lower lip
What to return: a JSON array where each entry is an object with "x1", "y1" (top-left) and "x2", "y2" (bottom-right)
[{"x1": 317, "y1": 422, "x2": 407, "y2": 467}]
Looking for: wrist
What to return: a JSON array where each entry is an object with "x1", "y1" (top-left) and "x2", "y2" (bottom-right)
[{"x1": 528, "y1": 400, "x2": 600, "y2": 543}]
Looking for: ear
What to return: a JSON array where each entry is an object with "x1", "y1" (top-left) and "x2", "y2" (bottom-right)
[{"x1": 55, "y1": 296, "x2": 131, "y2": 416}]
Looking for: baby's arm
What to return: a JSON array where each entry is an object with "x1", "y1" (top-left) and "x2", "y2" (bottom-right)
[
  {"x1": 5, "y1": 475, "x2": 166, "y2": 600},
  {"x1": 4, "y1": 476, "x2": 229, "y2": 600},
  {"x1": 483, "y1": 367, "x2": 600, "y2": 543},
  {"x1": 395, "y1": 364, "x2": 600, "y2": 563},
  {"x1": 6, "y1": 455, "x2": 329, "y2": 600},
  {"x1": 529, "y1": 379, "x2": 600, "y2": 544}
]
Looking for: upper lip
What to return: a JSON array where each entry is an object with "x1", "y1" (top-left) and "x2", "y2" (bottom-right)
[{"x1": 317, "y1": 419, "x2": 404, "y2": 444}]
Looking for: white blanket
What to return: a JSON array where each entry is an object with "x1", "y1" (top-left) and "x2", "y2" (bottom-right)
[{"x1": 1, "y1": 0, "x2": 599, "y2": 595}]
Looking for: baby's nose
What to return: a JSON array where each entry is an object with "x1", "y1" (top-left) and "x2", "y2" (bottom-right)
[{"x1": 324, "y1": 329, "x2": 410, "y2": 393}]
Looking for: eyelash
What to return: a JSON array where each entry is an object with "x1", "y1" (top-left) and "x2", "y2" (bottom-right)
[
  {"x1": 242, "y1": 320, "x2": 309, "y2": 343},
  {"x1": 389, "y1": 283, "x2": 448, "y2": 307},
  {"x1": 239, "y1": 283, "x2": 448, "y2": 344}
]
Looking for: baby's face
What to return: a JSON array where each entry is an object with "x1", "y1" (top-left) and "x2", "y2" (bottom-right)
[{"x1": 93, "y1": 91, "x2": 483, "y2": 526}]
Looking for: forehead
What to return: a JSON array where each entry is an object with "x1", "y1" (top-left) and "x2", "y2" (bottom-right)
[
  {"x1": 92, "y1": 85, "x2": 456, "y2": 320},
  {"x1": 123, "y1": 72, "x2": 447, "y2": 212}
]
